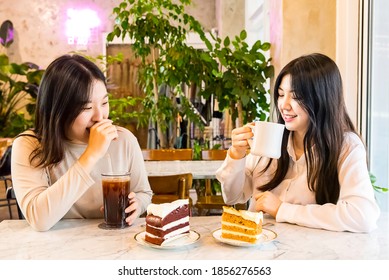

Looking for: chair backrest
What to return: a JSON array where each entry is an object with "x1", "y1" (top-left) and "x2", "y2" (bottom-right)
[
  {"x1": 148, "y1": 173, "x2": 193, "y2": 204},
  {"x1": 142, "y1": 149, "x2": 193, "y2": 161},
  {"x1": 0, "y1": 143, "x2": 22, "y2": 219},
  {"x1": 0, "y1": 145, "x2": 12, "y2": 176},
  {"x1": 201, "y1": 149, "x2": 227, "y2": 160}
]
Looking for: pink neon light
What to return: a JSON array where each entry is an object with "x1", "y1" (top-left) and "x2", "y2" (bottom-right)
[{"x1": 66, "y1": 8, "x2": 100, "y2": 45}]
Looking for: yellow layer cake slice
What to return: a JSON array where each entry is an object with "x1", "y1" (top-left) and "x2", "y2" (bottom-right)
[{"x1": 221, "y1": 206, "x2": 263, "y2": 243}]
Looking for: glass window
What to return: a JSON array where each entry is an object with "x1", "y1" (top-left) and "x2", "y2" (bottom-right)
[{"x1": 368, "y1": 0, "x2": 389, "y2": 211}]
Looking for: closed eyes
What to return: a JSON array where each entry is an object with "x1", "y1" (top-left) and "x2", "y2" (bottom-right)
[{"x1": 82, "y1": 101, "x2": 108, "y2": 110}]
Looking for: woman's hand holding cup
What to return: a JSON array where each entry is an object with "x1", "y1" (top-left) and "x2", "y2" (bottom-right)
[{"x1": 229, "y1": 124, "x2": 254, "y2": 159}]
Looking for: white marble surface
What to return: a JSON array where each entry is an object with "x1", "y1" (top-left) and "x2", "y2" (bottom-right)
[
  {"x1": 144, "y1": 160, "x2": 223, "y2": 179},
  {"x1": 1, "y1": 213, "x2": 388, "y2": 260}
]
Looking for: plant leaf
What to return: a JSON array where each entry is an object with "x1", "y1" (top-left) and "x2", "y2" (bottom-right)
[
  {"x1": 240, "y1": 30, "x2": 247, "y2": 40},
  {"x1": 0, "y1": 20, "x2": 14, "y2": 47}
]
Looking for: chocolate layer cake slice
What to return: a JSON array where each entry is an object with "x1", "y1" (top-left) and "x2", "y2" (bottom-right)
[{"x1": 145, "y1": 199, "x2": 190, "y2": 245}]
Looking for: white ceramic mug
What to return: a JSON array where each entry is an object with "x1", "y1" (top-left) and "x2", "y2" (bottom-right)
[{"x1": 247, "y1": 121, "x2": 285, "y2": 159}]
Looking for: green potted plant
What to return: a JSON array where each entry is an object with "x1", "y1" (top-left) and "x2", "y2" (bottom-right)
[
  {"x1": 79, "y1": 53, "x2": 143, "y2": 127},
  {"x1": 205, "y1": 30, "x2": 274, "y2": 127},
  {"x1": 82, "y1": 52, "x2": 165, "y2": 148},
  {"x1": 0, "y1": 20, "x2": 44, "y2": 137},
  {"x1": 370, "y1": 173, "x2": 388, "y2": 193},
  {"x1": 107, "y1": 0, "x2": 274, "y2": 148},
  {"x1": 107, "y1": 0, "x2": 218, "y2": 148}
]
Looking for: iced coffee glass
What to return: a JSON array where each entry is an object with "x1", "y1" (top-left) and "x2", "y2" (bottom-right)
[{"x1": 99, "y1": 172, "x2": 131, "y2": 229}]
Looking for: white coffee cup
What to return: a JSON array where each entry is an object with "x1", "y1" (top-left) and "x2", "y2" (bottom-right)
[{"x1": 247, "y1": 121, "x2": 285, "y2": 159}]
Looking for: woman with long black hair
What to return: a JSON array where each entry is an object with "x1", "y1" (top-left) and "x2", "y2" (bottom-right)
[
  {"x1": 11, "y1": 54, "x2": 152, "y2": 231},
  {"x1": 216, "y1": 53, "x2": 380, "y2": 232}
]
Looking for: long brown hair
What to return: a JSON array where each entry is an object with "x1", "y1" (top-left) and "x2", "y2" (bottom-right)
[
  {"x1": 31, "y1": 54, "x2": 106, "y2": 168},
  {"x1": 259, "y1": 53, "x2": 356, "y2": 204}
]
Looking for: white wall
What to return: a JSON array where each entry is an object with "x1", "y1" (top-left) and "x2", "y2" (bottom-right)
[
  {"x1": 0, "y1": 0, "x2": 216, "y2": 69},
  {"x1": 336, "y1": 0, "x2": 360, "y2": 133}
]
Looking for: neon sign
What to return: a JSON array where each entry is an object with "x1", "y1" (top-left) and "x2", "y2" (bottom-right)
[{"x1": 66, "y1": 8, "x2": 100, "y2": 45}]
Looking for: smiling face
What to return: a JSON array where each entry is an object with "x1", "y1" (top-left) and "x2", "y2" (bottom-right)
[
  {"x1": 277, "y1": 74, "x2": 310, "y2": 138},
  {"x1": 67, "y1": 80, "x2": 109, "y2": 144}
]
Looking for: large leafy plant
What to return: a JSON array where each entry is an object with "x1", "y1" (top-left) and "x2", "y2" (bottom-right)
[
  {"x1": 0, "y1": 54, "x2": 43, "y2": 137},
  {"x1": 0, "y1": 20, "x2": 44, "y2": 137},
  {"x1": 107, "y1": 0, "x2": 274, "y2": 147},
  {"x1": 108, "y1": 0, "x2": 217, "y2": 148},
  {"x1": 205, "y1": 31, "x2": 274, "y2": 127}
]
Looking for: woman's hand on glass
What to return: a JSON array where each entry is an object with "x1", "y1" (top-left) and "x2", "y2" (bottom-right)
[{"x1": 125, "y1": 192, "x2": 140, "y2": 226}]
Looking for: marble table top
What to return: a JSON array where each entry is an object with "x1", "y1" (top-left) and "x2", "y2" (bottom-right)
[{"x1": 1, "y1": 213, "x2": 388, "y2": 260}]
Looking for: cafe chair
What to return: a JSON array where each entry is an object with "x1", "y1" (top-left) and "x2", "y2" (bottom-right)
[
  {"x1": 195, "y1": 181, "x2": 247, "y2": 215},
  {"x1": 0, "y1": 176, "x2": 15, "y2": 219},
  {"x1": 148, "y1": 173, "x2": 193, "y2": 206},
  {"x1": 196, "y1": 149, "x2": 246, "y2": 215},
  {"x1": 0, "y1": 145, "x2": 23, "y2": 219},
  {"x1": 142, "y1": 149, "x2": 193, "y2": 161},
  {"x1": 201, "y1": 149, "x2": 227, "y2": 160}
]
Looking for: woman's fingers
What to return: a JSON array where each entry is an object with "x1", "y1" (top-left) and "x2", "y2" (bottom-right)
[
  {"x1": 254, "y1": 192, "x2": 282, "y2": 218},
  {"x1": 229, "y1": 125, "x2": 254, "y2": 159},
  {"x1": 125, "y1": 192, "x2": 139, "y2": 226},
  {"x1": 91, "y1": 120, "x2": 118, "y2": 140}
]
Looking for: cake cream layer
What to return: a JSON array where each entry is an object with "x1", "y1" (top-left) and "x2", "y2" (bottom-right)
[
  {"x1": 146, "y1": 216, "x2": 190, "y2": 238},
  {"x1": 221, "y1": 229, "x2": 261, "y2": 240},
  {"x1": 147, "y1": 216, "x2": 189, "y2": 231},
  {"x1": 147, "y1": 199, "x2": 189, "y2": 218},
  {"x1": 146, "y1": 204, "x2": 189, "y2": 227},
  {"x1": 222, "y1": 206, "x2": 263, "y2": 224},
  {"x1": 146, "y1": 225, "x2": 190, "y2": 240},
  {"x1": 221, "y1": 212, "x2": 262, "y2": 231},
  {"x1": 221, "y1": 232, "x2": 259, "y2": 243},
  {"x1": 221, "y1": 221, "x2": 262, "y2": 235}
]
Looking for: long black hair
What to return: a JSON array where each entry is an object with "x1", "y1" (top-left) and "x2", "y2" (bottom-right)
[
  {"x1": 31, "y1": 54, "x2": 106, "y2": 168},
  {"x1": 258, "y1": 53, "x2": 357, "y2": 204}
]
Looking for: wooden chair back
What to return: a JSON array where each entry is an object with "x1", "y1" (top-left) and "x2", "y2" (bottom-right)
[
  {"x1": 148, "y1": 173, "x2": 193, "y2": 204},
  {"x1": 142, "y1": 149, "x2": 193, "y2": 161},
  {"x1": 195, "y1": 149, "x2": 247, "y2": 214},
  {"x1": 201, "y1": 149, "x2": 227, "y2": 160}
]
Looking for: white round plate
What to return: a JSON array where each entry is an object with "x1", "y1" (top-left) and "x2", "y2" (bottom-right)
[
  {"x1": 212, "y1": 228, "x2": 277, "y2": 247},
  {"x1": 134, "y1": 230, "x2": 200, "y2": 250}
]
